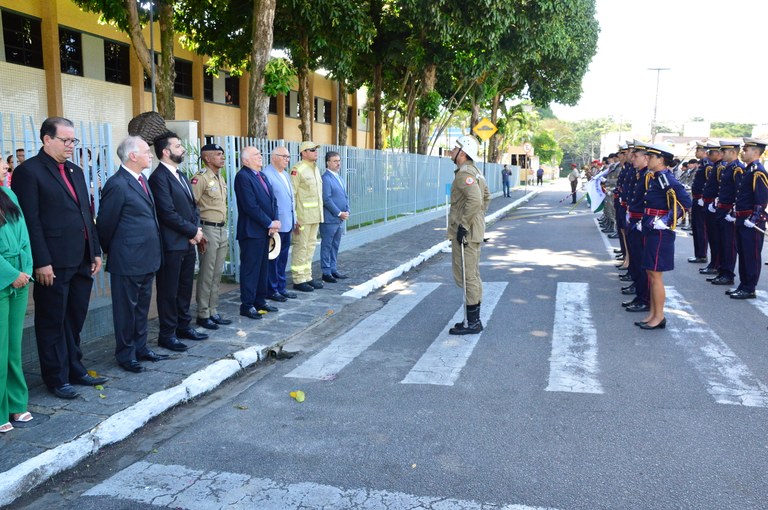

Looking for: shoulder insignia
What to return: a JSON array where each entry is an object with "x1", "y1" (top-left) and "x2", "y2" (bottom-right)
[
  {"x1": 190, "y1": 178, "x2": 198, "y2": 185},
  {"x1": 291, "y1": 170, "x2": 298, "y2": 176},
  {"x1": 465, "y1": 176, "x2": 475, "y2": 185}
]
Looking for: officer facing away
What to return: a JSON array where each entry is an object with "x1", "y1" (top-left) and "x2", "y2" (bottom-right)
[{"x1": 446, "y1": 135, "x2": 490, "y2": 335}]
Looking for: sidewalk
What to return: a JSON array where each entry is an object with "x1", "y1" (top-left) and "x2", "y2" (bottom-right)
[{"x1": 0, "y1": 187, "x2": 541, "y2": 506}]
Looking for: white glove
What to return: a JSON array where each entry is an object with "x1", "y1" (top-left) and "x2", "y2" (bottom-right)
[
  {"x1": 635, "y1": 221, "x2": 642, "y2": 232},
  {"x1": 697, "y1": 198, "x2": 704, "y2": 207},
  {"x1": 745, "y1": 218, "x2": 756, "y2": 229},
  {"x1": 714, "y1": 197, "x2": 719, "y2": 207},
  {"x1": 625, "y1": 212, "x2": 630, "y2": 223},
  {"x1": 725, "y1": 214, "x2": 736, "y2": 223},
  {"x1": 653, "y1": 217, "x2": 669, "y2": 230},
  {"x1": 708, "y1": 203, "x2": 716, "y2": 213}
]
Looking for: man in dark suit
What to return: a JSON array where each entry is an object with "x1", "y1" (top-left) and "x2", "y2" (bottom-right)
[
  {"x1": 148, "y1": 132, "x2": 207, "y2": 352},
  {"x1": 97, "y1": 136, "x2": 168, "y2": 373},
  {"x1": 319, "y1": 151, "x2": 350, "y2": 283},
  {"x1": 11, "y1": 117, "x2": 107, "y2": 399},
  {"x1": 234, "y1": 146, "x2": 280, "y2": 319}
]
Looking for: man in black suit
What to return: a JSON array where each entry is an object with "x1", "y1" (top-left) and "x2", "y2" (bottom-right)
[
  {"x1": 11, "y1": 117, "x2": 107, "y2": 399},
  {"x1": 97, "y1": 136, "x2": 168, "y2": 373},
  {"x1": 234, "y1": 146, "x2": 280, "y2": 319},
  {"x1": 148, "y1": 132, "x2": 207, "y2": 352}
]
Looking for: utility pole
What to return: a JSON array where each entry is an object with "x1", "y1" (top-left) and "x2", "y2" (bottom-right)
[{"x1": 648, "y1": 67, "x2": 670, "y2": 143}]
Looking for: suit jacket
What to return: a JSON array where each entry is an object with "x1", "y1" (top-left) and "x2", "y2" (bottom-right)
[
  {"x1": 262, "y1": 164, "x2": 295, "y2": 233},
  {"x1": 11, "y1": 148, "x2": 101, "y2": 269},
  {"x1": 234, "y1": 166, "x2": 277, "y2": 240},
  {"x1": 321, "y1": 169, "x2": 349, "y2": 225},
  {"x1": 97, "y1": 167, "x2": 162, "y2": 276},
  {"x1": 148, "y1": 162, "x2": 200, "y2": 252}
]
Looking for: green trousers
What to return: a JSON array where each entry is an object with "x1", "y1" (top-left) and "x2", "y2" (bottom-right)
[{"x1": 0, "y1": 285, "x2": 29, "y2": 422}]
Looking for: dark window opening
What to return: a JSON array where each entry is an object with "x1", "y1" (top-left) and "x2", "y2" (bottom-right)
[
  {"x1": 346, "y1": 106, "x2": 353, "y2": 129},
  {"x1": 268, "y1": 96, "x2": 277, "y2": 114},
  {"x1": 2, "y1": 10, "x2": 43, "y2": 68},
  {"x1": 224, "y1": 74, "x2": 239, "y2": 106},
  {"x1": 104, "y1": 39, "x2": 130, "y2": 85},
  {"x1": 174, "y1": 58, "x2": 193, "y2": 97},
  {"x1": 59, "y1": 28, "x2": 83, "y2": 76},
  {"x1": 203, "y1": 72, "x2": 213, "y2": 101}
]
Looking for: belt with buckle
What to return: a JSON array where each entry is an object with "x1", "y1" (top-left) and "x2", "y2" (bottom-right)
[{"x1": 201, "y1": 220, "x2": 225, "y2": 227}]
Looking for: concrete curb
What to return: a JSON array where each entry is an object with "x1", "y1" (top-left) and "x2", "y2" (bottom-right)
[
  {"x1": 0, "y1": 189, "x2": 540, "y2": 507},
  {"x1": 342, "y1": 189, "x2": 541, "y2": 299}
]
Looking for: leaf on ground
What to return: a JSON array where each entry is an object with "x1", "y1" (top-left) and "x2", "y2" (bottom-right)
[
  {"x1": 237, "y1": 330, "x2": 247, "y2": 337},
  {"x1": 234, "y1": 404, "x2": 248, "y2": 410},
  {"x1": 94, "y1": 385, "x2": 104, "y2": 391},
  {"x1": 87, "y1": 370, "x2": 98, "y2": 377},
  {"x1": 411, "y1": 464, "x2": 417, "y2": 469},
  {"x1": 289, "y1": 390, "x2": 305, "y2": 403},
  {"x1": 325, "y1": 310, "x2": 334, "y2": 316},
  {"x1": 98, "y1": 393, "x2": 106, "y2": 399},
  {"x1": 258, "y1": 310, "x2": 268, "y2": 315}
]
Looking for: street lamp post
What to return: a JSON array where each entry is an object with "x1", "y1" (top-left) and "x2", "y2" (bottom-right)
[{"x1": 648, "y1": 67, "x2": 670, "y2": 143}]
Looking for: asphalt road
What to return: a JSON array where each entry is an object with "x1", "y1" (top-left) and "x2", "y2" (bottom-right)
[{"x1": 13, "y1": 189, "x2": 768, "y2": 510}]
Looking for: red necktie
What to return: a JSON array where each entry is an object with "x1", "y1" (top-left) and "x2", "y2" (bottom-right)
[
  {"x1": 138, "y1": 175, "x2": 149, "y2": 196},
  {"x1": 58, "y1": 163, "x2": 78, "y2": 203},
  {"x1": 257, "y1": 171, "x2": 270, "y2": 195}
]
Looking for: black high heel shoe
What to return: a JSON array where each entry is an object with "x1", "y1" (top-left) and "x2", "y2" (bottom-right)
[
  {"x1": 638, "y1": 318, "x2": 666, "y2": 330},
  {"x1": 633, "y1": 320, "x2": 648, "y2": 326}
]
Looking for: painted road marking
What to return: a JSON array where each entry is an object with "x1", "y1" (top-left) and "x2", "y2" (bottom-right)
[
  {"x1": 285, "y1": 282, "x2": 440, "y2": 380},
  {"x1": 84, "y1": 461, "x2": 558, "y2": 509},
  {"x1": 401, "y1": 282, "x2": 508, "y2": 386},
  {"x1": 546, "y1": 282, "x2": 604, "y2": 394},
  {"x1": 666, "y1": 287, "x2": 768, "y2": 407}
]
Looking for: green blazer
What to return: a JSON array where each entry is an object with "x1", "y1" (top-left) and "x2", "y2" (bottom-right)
[{"x1": 0, "y1": 186, "x2": 33, "y2": 293}]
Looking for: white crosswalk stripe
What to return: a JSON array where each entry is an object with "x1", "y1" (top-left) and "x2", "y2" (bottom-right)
[
  {"x1": 401, "y1": 282, "x2": 508, "y2": 386},
  {"x1": 285, "y1": 282, "x2": 440, "y2": 380},
  {"x1": 665, "y1": 286, "x2": 768, "y2": 407},
  {"x1": 546, "y1": 282, "x2": 603, "y2": 394},
  {"x1": 83, "y1": 461, "x2": 559, "y2": 509}
]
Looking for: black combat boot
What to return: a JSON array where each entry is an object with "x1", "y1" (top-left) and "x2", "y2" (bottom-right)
[{"x1": 449, "y1": 304, "x2": 483, "y2": 335}]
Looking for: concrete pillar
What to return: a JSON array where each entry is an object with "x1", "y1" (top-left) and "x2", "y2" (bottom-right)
[
  {"x1": 129, "y1": 46, "x2": 146, "y2": 115},
  {"x1": 240, "y1": 71, "x2": 250, "y2": 136},
  {"x1": 192, "y1": 56, "x2": 204, "y2": 143},
  {"x1": 276, "y1": 94, "x2": 285, "y2": 140},
  {"x1": 40, "y1": 0, "x2": 63, "y2": 117}
]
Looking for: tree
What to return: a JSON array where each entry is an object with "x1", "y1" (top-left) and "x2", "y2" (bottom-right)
[
  {"x1": 711, "y1": 122, "x2": 754, "y2": 138},
  {"x1": 73, "y1": 0, "x2": 177, "y2": 119}
]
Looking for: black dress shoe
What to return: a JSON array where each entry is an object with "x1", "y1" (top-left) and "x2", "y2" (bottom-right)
[
  {"x1": 621, "y1": 283, "x2": 635, "y2": 291},
  {"x1": 322, "y1": 274, "x2": 337, "y2": 283},
  {"x1": 729, "y1": 290, "x2": 757, "y2": 299},
  {"x1": 688, "y1": 257, "x2": 707, "y2": 263},
  {"x1": 50, "y1": 384, "x2": 80, "y2": 399},
  {"x1": 293, "y1": 282, "x2": 314, "y2": 292},
  {"x1": 725, "y1": 288, "x2": 740, "y2": 295},
  {"x1": 268, "y1": 293, "x2": 288, "y2": 302},
  {"x1": 280, "y1": 291, "x2": 298, "y2": 299},
  {"x1": 310, "y1": 279, "x2": 324, "y2": 289},
  {"x1": 625, "y1": 302, "x2": 650, "y2": 312},
  {"x1": 621, "y1": 285, "x2": 637, "y2": 295},
  {"x1": 619, "y1": 274, "x2": 633, "y2": 282},
  {"x1": 210, "y1": 314, "x2": 232, "y2": 325},
  {"x1": 710, "y1": 276, "x2": 734, "y2": 285},
  {"x1": 332, "y1": 272, "x2": 349, "y2": 279},
  {"x1": 613, "y1": 248, "x2": 623, "y2": 253},
  {"x1": 638, "y1": 318, "x2": 666, "y2": 330},
  {"x1": 699, "y1": 267, "x2": 718, "y2": 274},
  {"x1": 138, "y1": 350, "x2": 170, "y2": 362},
  {"x1": 118, "y1": 360, "x2": 145, "y2": 373},
  {"x1": 607, "y1": 233, "x2": 620, "y2": 239},
  {"x1": 240, "y1": 307, "x2": 263, "y2": 319},
  {"x1": 72, "y1": 374, "x2": 109, "y2": 386},
  {"x1": 158, "y1": 337, "x2": 189, "y2": 352},
  {"x1": 196, "y1": 317, "x2": 219, "y2": 330},
  {"x1": 256, "y1": 303, "x2": 279, "y2": 313},
  {"x1": 706, "y1": 275, "x2": 719, "y2": 282},
  {"x1": 175, "y1": 327, "x2": 209, "y2": 340},
  {"x1": 622, "y1": 299, "x2": 638, "y2": 307}
]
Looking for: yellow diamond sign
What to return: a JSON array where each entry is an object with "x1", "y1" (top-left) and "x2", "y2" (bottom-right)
[{"x1": 472, "y1": 118, "x2": 497, "y2": 142}]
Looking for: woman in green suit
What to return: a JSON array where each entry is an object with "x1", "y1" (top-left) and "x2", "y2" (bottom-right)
[{"x1": 0, "y1": 156, "x2": 33, "y2": 433}]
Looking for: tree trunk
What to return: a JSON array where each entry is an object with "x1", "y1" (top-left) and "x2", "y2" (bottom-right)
[
  {"x1": 124, "y1": 0, "x2": 174, "y2": 119},
  {"x1": 372, "y1": 62, "x2": 383, "y2": 150},
  {"x1": 417, "y1": 63, "x2": 436, "y2": 155},
  {"x1": 470, "y1": 100, "x2": 480, "y2": 134},
  {"x1": 156, "y1": 2, "x2": 175, "y2": 119},
  {"x1": 406, "y1": 83, "x2": 416, "y2": 153},
  {"x1": 338, "y1": 80, "x2": 348, "y2": 146},
  {"x1": 488, "y1": 93, "x2": 501, "y2": 162},
  {"x1": 294, "y1": 34, "x2": 313, "y2": 141},
  {"x1": 248, "y1": 0, "x2": 276, "y2": 138}
]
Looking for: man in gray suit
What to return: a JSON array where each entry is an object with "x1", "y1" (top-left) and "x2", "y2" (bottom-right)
[
  {"x1": 263, "y1": 146, "x2": 297, "y2": 301},
  {"x1": 97, "y1": 136, "x2": 167, "y2": 373},
  {"x1": 319, "y1": 151, "x2": 350, "y2": 283}
]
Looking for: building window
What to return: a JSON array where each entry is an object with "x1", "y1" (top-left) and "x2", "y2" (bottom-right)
[
  {"x1": 104, "y1": 39, "x2": 130, "y2": 85},
  {"x1": 203, "y1": 72, "x2": 213, "y2": 101},
  {"x1": 268, "y1": 96, "x2": 277, "y2": 114},
  {"x1": 346, "y1": 106, "x2": 353, "y2": 129},
  {"x1": 313, "y1": 98, "x2": 332, "y2": 124},
  {"x1": 2, "y1": 11, "x2": 43, "y2": 69},
  {"x1": 174, "y1": 58, "x2": 193, "y2": 97},
  {"x1": 224, "y1": 74, "x2": 239, "y2": 106},
  {"x1": 59, "y1": 28, "x2": 83, "y2": 76}
]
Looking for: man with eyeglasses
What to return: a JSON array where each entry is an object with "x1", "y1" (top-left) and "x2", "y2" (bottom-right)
[
  {"x1": 12, "y1": 117, "x2": 107, "y2": 399},
  {"x1": 263, "y1": 146, "x2": 297, "y2": 301},
  {"x1": 289, "y1": 141, "x2": 324, "y2": 292}
]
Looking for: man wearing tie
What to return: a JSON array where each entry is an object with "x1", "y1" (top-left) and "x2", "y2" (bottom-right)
[
  {"x1": 97, "y1": 136, "x2": 167, "y2": 373},
  {"x1": 234, "y1": 147, "x2": 280, "y2": 319},
  {"x1": 149, "y1": 132, "x2": 207, "y2": 352},
  {"x1": 11, "y1": 117, "x2": 106, "y2": 400},
  {"x1": 319, "y1": 151, "x2": 350, "y2": 283}
]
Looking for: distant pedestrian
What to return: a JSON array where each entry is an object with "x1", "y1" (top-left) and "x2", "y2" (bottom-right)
[
  {"x1": 501, "y1": 165, "x2": 512, "y2": 197},
  {"x1": 568, "y1": 163, "x2": 579, "y2": 204},
  {"x1": 536, "y1": 166, "x2": 544, "y2": 186}
]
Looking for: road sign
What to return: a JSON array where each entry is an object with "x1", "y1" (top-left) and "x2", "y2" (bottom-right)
[
  {"x1": 523, "y1": 142, "x2": 533, "y2": 155},
  {"x1": 472, "y1": 118, "x2": 497, "y2": 142}
]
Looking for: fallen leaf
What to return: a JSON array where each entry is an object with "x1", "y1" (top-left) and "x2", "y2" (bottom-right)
[
  {"x1": 237, "y1": 330, "x2": 247, "y2": 337},
  {"x1": 325, "y1": 310, "x2": 334, "y2": 316},
  {"x1": 234, "y1": 404, "x2": 248, "y2": 410},
  {"x1": 152, "y1": 449, "x2": 158, "y2": 454},
  {"x1": 289, "y1": 390, "x2": 305, "y2": 403},
  {"x1": 258, "y1": 310, "x2": 268, "y2": 315},
  {"x1": 87, "y1": 370, "x2": 98, "y2": 378},
  {"x1": 411, "y1": 464, "x2": 417, "y2": 469},
  {"x1": 94, "y1": 385, "x2": 104, "y2": 391},
  {"x1": 98, "y1": 394, "x2": 106, "y2": 399}
]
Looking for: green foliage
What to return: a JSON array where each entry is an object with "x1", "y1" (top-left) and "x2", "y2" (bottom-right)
[
  {"x1": 711, "y1": 122, "x2": 754, "y2": 138},
  {"x1": 263, "y1": 58, "x2": 297, "y2": 97},
  {"x1": 533, "y1": 129, "x2": 563, "y2": 165},
  {"x1": 416, "y1": 90, "x2": 441, "y2": 121}
]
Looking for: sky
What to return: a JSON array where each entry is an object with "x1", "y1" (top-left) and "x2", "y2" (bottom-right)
[{"x1": 550, "y1": 0, "x2": 768, "y2": 126}]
